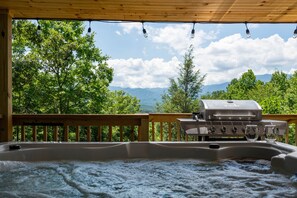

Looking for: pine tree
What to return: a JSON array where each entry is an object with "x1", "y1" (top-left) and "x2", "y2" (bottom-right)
[{"x1": 156, "y1": 45, "x2": 206, "y2": 113}]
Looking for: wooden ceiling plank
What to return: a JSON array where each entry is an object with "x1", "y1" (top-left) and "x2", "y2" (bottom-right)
[{"x1": 1, "y1": 0, "x2": 297, "y2": 23}]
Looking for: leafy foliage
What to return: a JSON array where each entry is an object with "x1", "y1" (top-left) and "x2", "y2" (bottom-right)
[
  {"x1": 156, "y1": 45, "x2": 206, "y2": 113},
  {"x1": 12, "y1": 20, "x2": 140, "y2": 115},
  {"x1": 103, "y1": 90, "x2": 140, "y2": 114}
]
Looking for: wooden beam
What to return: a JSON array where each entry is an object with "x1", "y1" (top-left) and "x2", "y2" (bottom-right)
[
  {"x1": 1, "y1": 0, "x2": 297, "y2": 23},
  {"x1": 0, "y1": 10, "x2": 12, "y2": 142}
]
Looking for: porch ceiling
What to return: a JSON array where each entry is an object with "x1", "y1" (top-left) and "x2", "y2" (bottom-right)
[{"x1": 1, "y1": 0, "x2": 297, "y2": 23}]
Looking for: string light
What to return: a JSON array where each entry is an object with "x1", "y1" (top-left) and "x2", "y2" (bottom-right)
[
  {"x1": 245, "y1": 22, "x2": 251, "y2": 38},
  {"x1": 30, "y1": 20, "x2": 297, "y2": 40},
  {"x1": 87, "y1": 20, "x2": 92, "y2": 35},
  {"x1": 293, "y1": 25, "x2": 297, "y2": 39},
  {"x1": 191, "y1": 22, "x2": 196, "y2": 39},
  {"x1": 142, "y1": 22, "x2": 148, "y2": 38}
]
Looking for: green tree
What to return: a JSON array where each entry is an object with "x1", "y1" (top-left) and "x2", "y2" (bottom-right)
[
  {"x1": 12, "y1": 20, "x2": 42, "y2": 113},
  {"x1": 270, "y1": 71, "x2": 289, "y2": 96},
  {"x1": 284, "y1": 71, "x2": 297, "y2": 113},
  {"x1": 104, "y1": 90, "x2": 140, "y2": 114},
  {"x1": 156, "y1": 45, "x2": 206, "y2": 113},
  {"x1": 253, "y1": 71, "x2": 289, "y2": 114},
  {"x1": 201, "y1": 90, "x2": 227, "y2": 100},
  {"x1": 12, "y1": 20, "x2": 140, "y2": 115},
  {"x1": 226, "y1": 69, "x2": 258, "y2": 99}
]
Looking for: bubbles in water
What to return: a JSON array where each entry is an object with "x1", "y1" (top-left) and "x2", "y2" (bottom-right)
[{"x1": 0, "y1": 160, "x2": 296, "y2": 197}]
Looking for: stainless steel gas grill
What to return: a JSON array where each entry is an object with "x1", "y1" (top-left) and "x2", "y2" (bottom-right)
[{"x1": 178, "y1": 100, "x2": 287, "y2": 141}]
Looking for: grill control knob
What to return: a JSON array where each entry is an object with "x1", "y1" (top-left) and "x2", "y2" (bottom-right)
[
  {"x1": 208, "y1": 126, "x2": 216, "y2": 134},
  {"x1": 221, "y1": 126, "x2": 226, "y2": 134},
  {"x1": 232, "y1": 127, "x2": 237, "y2": 134}
]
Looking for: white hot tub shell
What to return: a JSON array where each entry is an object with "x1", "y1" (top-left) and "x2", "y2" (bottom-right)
[{"x1": 0, "y1": 141, "x2": 297, "y2": 174}]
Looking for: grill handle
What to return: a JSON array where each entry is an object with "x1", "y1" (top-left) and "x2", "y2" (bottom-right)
[{"x1": 213, "y1": 114, "x2": 256, "y2": 118}]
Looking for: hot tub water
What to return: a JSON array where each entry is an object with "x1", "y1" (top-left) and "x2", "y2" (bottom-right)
[{"x1": 0, "y1": 160, "x2": 296, "y2": 197}]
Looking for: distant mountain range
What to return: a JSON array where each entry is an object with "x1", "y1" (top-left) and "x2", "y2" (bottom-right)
[
  {"x1": 109, "y1": 74, "x2": 273, "y2": 112},
  {"x1": 201, "y1": 74, "x2": 272, "y2": 94}
]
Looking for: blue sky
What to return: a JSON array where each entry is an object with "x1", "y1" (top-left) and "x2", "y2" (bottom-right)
[{"x1": 88, "y1": 22, "x2": 297, "y2": 88}]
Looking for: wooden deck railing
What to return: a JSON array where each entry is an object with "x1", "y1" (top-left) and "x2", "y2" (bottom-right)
[
  {"x1": 149, "y1": 113, "x2": 192, "y2": 141},
  {"x1": 12, "y1": 114, "x2": 149, "y2": 142},
  {"x1": 10, "y1": 113, "x2": 297, "y2": 145}
]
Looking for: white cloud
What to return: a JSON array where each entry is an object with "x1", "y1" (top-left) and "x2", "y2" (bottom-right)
[
  {"x1": 118, "y1": 23, "x2": 141, "y2": 34},
  {"x1": 113, "y1": 23, "x2": 297, "y2": 88},
  {"x1": 149, "y1": 24, "x2": 217, "y2": 55},
  {"x1": 115, "y1": 30, "x2": 121, "y2": 36},
  {"x1": 117, "y1": 23, "x2": 218, "y2": 55},
  {"x1": 108, "y1": 57, "x2": 180, "y2": 88},
  {"x1": 194, "y1": 34, "x2": 297, "y2": 84}
]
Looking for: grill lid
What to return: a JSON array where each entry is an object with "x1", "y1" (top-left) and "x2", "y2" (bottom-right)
[
  {"x1": 198, "y1": 100, "x2": 262, "y2": 121},
  {"x1": 200, "y1": 100, "x2": 262, "y2": 110}
]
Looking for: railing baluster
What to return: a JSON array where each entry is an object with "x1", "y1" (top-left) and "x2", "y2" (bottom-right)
[
  {"x1": 295, "y1": 121, "x2": 297, "y2": 146},
  {"x1": 87, "y1": 126, "x2": 91, "y2": 142},
  {"x1": 54, "y1": 126, "x2": 58, "y2": 141},
  {"x1": 160, "y1": 122, "x2": 163, "y2": 141},
  {"x1": 120, "y1": 126, "x2": 123, "y2": 142},
  {"x1": 43, "y1": 126, "x2": 47, "y2": 142},
  {"x1": 21, "y1": 125, "x2": 25, "y2": 141},
  {"x1": 32, "y1": 126, "x2": 36, "y2": 142},
  {"x1": 177, "y1": 122, "x2": 181, "y2": 141},
  {"x1": 76, "y1": 126, "x2": 80, "y2": 142},
  {"x1": 64, "y1": 125, "x2": 69, "y2": 142},
  {"x1": 109, "y1": 126, "x2": 112, "y2": 142},
  {"x1": 152, "y1": 122, "x2": 155, "y2": 141},
  {"x1": 98, "y1": 126, "x2": 102, "y2": 142},
  {"x1": 168, "y1": 122, "x2": 172, "y2": 141},
  {"x1": 138, "y1": 126, "x2": 141, "y2": 141},
  {"x1": 131, "y1": 125, "x2": 135, "y2": 142}
]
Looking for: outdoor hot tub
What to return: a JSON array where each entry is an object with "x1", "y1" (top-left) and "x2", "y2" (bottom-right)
[
  {"x1": 0, "y1": 141, "x2": 297, "y2": 197},
  {"x1": 0, "y1": 141, "x2": 297, "y2": 173}
]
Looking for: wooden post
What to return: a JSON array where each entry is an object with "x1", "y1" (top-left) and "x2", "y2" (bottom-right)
[
  {"x1": 139, "y1": 118, "x2": 149, "y2": 141},
  {"x1": 0, "y1": 10, "x2": 12, "y2": 142}
]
